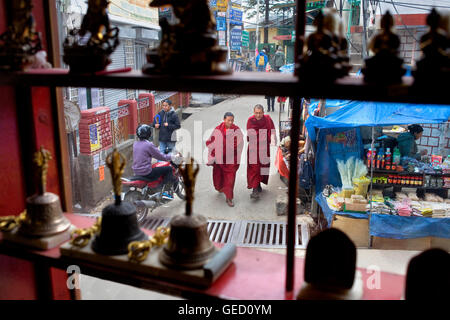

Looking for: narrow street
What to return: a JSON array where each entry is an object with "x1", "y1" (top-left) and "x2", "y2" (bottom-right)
[{"x1": 148, "y1": 94, "x2": 289, "y2": 222}]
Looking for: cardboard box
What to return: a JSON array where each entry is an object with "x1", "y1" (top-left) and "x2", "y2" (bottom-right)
[{"x1": 344, "y1": 199, "x2": 368, "y2": 213}]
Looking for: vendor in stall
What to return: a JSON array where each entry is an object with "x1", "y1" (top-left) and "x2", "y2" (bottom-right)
[{"x1": 397, "y1": 124, "x2": 427, "y2": 160}]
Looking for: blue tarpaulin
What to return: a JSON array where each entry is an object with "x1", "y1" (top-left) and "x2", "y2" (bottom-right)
[
  {"x1": 306, "y1": 100, "x2": 450, "y2": 142},
  {"x1": 310, "y1": 100, "x2": 450, "y2": 240},
  {"x1": 370, "y1": 214, "x2": 450, "y2": 239}
]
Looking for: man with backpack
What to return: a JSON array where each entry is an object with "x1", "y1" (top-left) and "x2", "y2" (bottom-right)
[{"x1": 255, "y1": 49, "x2": 268, "y2": 72}]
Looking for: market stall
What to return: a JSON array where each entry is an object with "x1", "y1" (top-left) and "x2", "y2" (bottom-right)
[{"x1": 305, "y1": 100, "x2": 450, "y2": 249}]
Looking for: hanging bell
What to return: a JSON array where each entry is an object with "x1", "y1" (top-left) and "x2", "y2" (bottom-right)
[
  {"x1": 91, "y1": 201, "x2": 147, "y2": 255},
  {"x1": 18, "y1": 192, "x2": 71, "y2": 237},
  {"x1": 159, "y1": 214, "x2": 216, "y2": 270}
]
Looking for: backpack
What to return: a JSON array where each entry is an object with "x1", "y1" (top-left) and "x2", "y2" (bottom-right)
[
  {"x1": 299, "y1": 157, "x2": 314, "y2": 190},
  {"x1": 258, "y1": 54, "x2": 265, "y2": 66}
]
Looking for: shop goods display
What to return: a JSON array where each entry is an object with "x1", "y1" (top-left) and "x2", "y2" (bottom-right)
[
  {"x1": 0, "y1": 147, "x2": 72, "y2": 250},
  {"x1": 297, "y1": 8, "x2": 350, "y2": 82},
  {"x1": 336, "y1": 157, "x2": 368, "y2": 197},
  {"x1": 142, "y1": 0, "x2": 230, "y2": 75},
  {"x1": 0, "y1": 0, "x2": 51, "y2": 71},
  {"x1": 63, "y1": 0, "x2": 119, "y2": 73},
  {"x1": 362, "y1": 11, "x2": 405, "y2": 84}
]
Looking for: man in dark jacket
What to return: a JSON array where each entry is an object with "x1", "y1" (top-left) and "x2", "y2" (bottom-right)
[{"x1": 152, "y1": 99, "x2": 180, "y2": 154}]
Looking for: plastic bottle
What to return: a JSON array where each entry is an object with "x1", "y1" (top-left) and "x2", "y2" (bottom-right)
[
  {"x1": 385, "y1": 148, "x2": 392, "y2": 170},
  {"x1": 393, "y1": 147, "x2": 401, "y2": 165},
  {"x1": 366, "y1": 149, "x2": 372, "y2": 168},
  {"x1": 377, "y1": 148, "x2": 384, "y2": 169}
]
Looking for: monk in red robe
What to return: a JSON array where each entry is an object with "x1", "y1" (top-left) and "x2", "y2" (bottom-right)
[
  {"x1": 247, "y1": 104, "x2": 276, "y2": 199},
  {"x1": 206, "y1": 112, "x2": 244, "y2": 207}
]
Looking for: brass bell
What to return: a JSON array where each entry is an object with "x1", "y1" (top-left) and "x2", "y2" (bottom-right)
[
  {"x1": 18, "y1": 147, "x2": 70, "y2": 237},
  {"x1": 91, "y1": 201, "x2": 147, "y2": 255},
  {"x1": 19, "y1": 192, "x2": 71, "y2": 237},
  {"x1": 91, "y1": 148, "x2": 146, "y2": 255},
  {"x1": 159, "y1": 214, "x2": 215, "y2": 270}
]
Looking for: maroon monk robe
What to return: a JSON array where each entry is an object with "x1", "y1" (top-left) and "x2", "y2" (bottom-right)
[
  {"x1": 247, "y1": 114, "x2": 276, "y2": 189},
  {"x1": 206, "y1": 122, "x2": 244, "y2": 200}
]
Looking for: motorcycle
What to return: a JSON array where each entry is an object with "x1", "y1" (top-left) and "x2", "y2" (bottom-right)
[{"x1": 121, "y1": 160, "x2": 185, "y2": 223}]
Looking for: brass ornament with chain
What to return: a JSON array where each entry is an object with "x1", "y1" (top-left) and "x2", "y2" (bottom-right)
[
  {"x1": 70, "y1": 217, "x2": 102, "y2": 248},
  {"x1": 128, "y1": 226, "x2": 170, "y2": 263}
]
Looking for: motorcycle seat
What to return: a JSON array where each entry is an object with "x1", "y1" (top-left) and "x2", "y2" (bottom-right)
[{"x1": 129, "y1": 176, "x2": 158, "y2": 182}]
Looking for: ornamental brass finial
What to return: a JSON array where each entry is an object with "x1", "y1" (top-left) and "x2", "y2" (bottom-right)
[
  {"x1": 178, "y1": 155, "x2": 199, "y2": 217},
  {"x1": 33, "y1": 146, "x2": 52, "y2": 195},
  {"x1": 106, "y1": 148, "x2": 126, "y2": 205}
]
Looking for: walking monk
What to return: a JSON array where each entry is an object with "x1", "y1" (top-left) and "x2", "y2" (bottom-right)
[
  {"x1": 247, "y1": 104, "x2": 277, "y2": 199},
  {"x1": 206, "y1": 112, "x2": 244, "y2": 207}
]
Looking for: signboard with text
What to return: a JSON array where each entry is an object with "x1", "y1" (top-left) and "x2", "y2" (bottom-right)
[
  {"x1": 216, "y1": 0, "x2": 228, "y2": 10},
  {"x1": 230, "y1": 0, "x2": 242, "y2": 7},
  {"x1": 216, "y1": 16, "x2": 226, "y2": 31},
  {"x1": 230, "y1": 25, "x2": 242, "y2": 51},
  {"x1": 242, "y1": 30, "x2": 249, "y2": 47},
  {"x1": 229, "y1": 8, "x2": 243, "y2": 25}
]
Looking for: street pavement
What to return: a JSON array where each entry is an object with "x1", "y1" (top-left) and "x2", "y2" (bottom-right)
[{"x1": 149, "y1": 95, "x2": 290, "y2": 222}]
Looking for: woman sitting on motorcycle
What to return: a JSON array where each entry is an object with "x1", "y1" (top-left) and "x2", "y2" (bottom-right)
[{"x1": 132, "y1": 124, "x2": 177, "y2": 188}]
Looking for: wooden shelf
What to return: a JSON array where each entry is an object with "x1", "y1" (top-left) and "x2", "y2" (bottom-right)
[
  {"x1": 372, "y1": 183, "x2": 448, "y2": 190},
  {"x1": 371, "y1": 169, "x2": 424, "y2": 176},
  {"x1": 1, "y1": 69, "x2": 449, "y2": 104}
]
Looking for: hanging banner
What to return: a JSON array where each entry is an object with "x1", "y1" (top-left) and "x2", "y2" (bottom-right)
[
  {"x1": 230, "y1": 25, "x2": 242, "y2": 51},
  {"x1": 108, "y1": 0, "x2": 159, "y2": 25}
]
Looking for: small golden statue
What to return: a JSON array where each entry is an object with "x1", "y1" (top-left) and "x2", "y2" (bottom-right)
[
  {"x1": 106, "y1": 148, "x2": 126, "y2": 205},
  {"x1": 63, "y1": 0, "x2": 119, "y2": 73},
  {"x1": 143, "y1": 0, "x2": 230, "y2": 75},
  {"x1": 362, "y1": 11, "x2": 405, "y2": 84},
  {"x1": 0, "y1": 0, "x2": 45, "y2": 71},
  {"x1": 178, "y1": 156, "x2": 200, "y2": 217},
  {"x1": 34, "y1": 146, "x2": 52, "y2": 195}
]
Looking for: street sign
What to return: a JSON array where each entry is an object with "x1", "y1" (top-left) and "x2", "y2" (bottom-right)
[
  {"x1": 230, "y1": 25, "x2": 242, "y2": 51},
  {"x1": 229, "y1": 8, "x2": 243, "y2": 25},
  {"x1": 242, "y1": 30, "x2": 249, "y2": 47},
  {"x1": 216, "y1": 16, "x2": 226, "y2": 31}
]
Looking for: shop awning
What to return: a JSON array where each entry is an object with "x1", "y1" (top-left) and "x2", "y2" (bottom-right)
[{"x1": 305, "y1": 100, "x2": 450, "y2": 142}]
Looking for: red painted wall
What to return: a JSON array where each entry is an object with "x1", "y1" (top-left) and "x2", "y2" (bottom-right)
[{"x1": 0, "y1": 1, "x2": 70, "y2": 300}]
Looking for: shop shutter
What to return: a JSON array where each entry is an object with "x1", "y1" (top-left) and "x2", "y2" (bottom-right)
[{"x1": 103, "y1": 39, "x2": 127, "y2": 109}]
